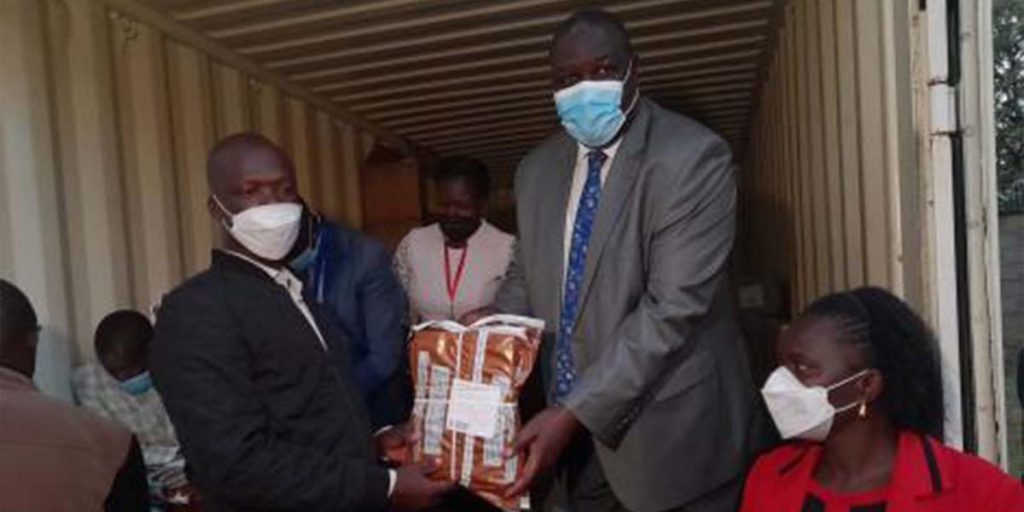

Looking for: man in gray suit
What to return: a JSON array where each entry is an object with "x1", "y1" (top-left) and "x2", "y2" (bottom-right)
[{"x1": 495, "y1": 9, "x2": 757, "y2": 512}]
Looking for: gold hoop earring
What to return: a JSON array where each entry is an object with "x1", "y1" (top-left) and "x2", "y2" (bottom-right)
[{"x1": 858, "y1": 401, "x2": 868, "y2": 419}]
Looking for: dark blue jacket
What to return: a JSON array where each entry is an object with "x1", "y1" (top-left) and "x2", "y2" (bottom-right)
[{"x1": 297, "y1": 221, "x2": 409, "y2": 427}]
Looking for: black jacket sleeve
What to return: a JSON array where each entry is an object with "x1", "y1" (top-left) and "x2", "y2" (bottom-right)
[
  {"x1": 150, "y1": 289, "x2": 390, "y2": 512},
  {"x1": 105, "y1": 436, "x2": 149, "y2": 512}
]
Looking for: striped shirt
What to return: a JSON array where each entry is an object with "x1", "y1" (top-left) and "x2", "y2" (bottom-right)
[{"x1": 72, "y1": 363, "x2": 187, "y2": 491}]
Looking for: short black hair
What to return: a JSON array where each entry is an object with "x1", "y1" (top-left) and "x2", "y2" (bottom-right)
[
  {"x1": 436, "y1": 155, "x2": 491, "y2": 199},
  {"x1": 207, "y1": 132, "x2": 290, "y2": 188},
  {"x1": 0, "y1": 279, "x2": 37, "y2": 344},
  {"x1": 94, "y1": 310, "x2": 152, "y2": 364},
  {"x1": 552, "y1": 8, "x2": 633, "y2": 64},
  {"x1": 802, "y1": 287, "x2": 945, "y2": 438}
]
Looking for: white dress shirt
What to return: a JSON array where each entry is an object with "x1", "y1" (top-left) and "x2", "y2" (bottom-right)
[
  {"x1": 563, "y1": 139, "x2": 623, "y2": 278},
  {"x1": 223, "y1": 250, "x2": 397, "y2": 496}
]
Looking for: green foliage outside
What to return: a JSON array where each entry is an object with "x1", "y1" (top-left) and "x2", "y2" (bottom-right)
[{"x1": 995, "y1": 0, "x2": 1024, "y2": 212}]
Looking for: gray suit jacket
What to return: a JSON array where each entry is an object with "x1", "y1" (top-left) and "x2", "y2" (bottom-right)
[{"x1": 495, "y1": 98, "x2": 756, "y2": 512}]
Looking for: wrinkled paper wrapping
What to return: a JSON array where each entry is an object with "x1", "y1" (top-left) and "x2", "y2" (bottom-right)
[{"x1": 409, "y1": 315, "x2": 544, "y2": 511}]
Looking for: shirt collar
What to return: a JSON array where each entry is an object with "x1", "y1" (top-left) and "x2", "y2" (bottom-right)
[
  {"x1": 221, "y1": 250, "x2": 305, "y2": 297},
  {"x1": 471, "y1": 219, "x2": 491, "y2": 242},
  {"x1": 576, "y1": 137, "x2": 623, "y2": 165},
  {"x1": 222, "y1": 249, "x2": 282, "y2": 277},
  {"x1": 434, "y1": 219, "x2": 491, "y2": 245}
]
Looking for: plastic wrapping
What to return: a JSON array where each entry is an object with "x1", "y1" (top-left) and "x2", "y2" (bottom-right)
[{"x1": 408, "y1": 315, "x2": 544, "y2": 511}]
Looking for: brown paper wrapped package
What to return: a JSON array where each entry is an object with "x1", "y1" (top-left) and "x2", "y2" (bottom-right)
[{"x1": 409, "y1": 315, "x2": 544, "y2": 511}]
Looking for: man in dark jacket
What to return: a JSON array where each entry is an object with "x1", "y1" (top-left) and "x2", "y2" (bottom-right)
[
  {"x1": 288, "y1": 210, "x2": 410, "y2": 428},
  {"x1": 150, "y1": 132, "x2": 452, "y2": 511}
]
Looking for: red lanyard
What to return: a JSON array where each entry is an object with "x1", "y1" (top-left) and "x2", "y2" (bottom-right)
[{"x1": 444, "y1": 245, "x2": 469, "y2": 307}]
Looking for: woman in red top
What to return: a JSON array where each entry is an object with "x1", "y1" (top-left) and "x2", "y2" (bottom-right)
[{"x1": 741, "y1": 287, "x2": 1023, "y2": 512}]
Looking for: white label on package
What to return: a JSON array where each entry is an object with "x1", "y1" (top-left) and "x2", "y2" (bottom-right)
[
  {"x1": 483, "y1": 376, "x2": 512, "y2": 467},
  {"x1": 423, "y1": 365, "x2": 451, "y2": 456},
  {"x1": 446, "y1": 378, "x2": 503, "y2": 439}
]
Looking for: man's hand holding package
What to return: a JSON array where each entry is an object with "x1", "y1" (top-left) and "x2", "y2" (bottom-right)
[
  {"x1": 378, "y1": 423, "x2": 457, "y2": 510},
  {"x1": 390, "y1": 459, "x2": 456, "y2": 510},
  {"x1": 505, "y1": 406, "x2": 581, "y2": 498},
  {"x1": 376, "y1": 422, "x2": 419, "y2": 467}
]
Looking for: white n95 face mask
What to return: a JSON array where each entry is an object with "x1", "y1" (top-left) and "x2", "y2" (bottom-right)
[
  {"x1": 761, "y1": 366, "x2": 868, "y2": 442},
  {"x1": 212, "y1": 195, "x2": 302, "y2": 261}
]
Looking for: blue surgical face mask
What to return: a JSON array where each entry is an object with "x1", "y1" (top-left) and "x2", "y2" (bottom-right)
[
  {"x1": 553, "y1": 64, "x2": 637, "y2": 148},
  {"x1": 289, "y1": 235, "x2": 319, "y2": 273},
  {"x1": 119, "y1": 371, "x2": 153, "y2": 396}
]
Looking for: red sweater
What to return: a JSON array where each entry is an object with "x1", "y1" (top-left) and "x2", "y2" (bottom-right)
[{"x1": 740, "y1": 431, "x2": 1023, "y2": 512}]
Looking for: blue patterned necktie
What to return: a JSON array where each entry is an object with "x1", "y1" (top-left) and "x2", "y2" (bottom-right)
[{"x1": 555, "y1": 149, "x2": 607, "y2": 400}]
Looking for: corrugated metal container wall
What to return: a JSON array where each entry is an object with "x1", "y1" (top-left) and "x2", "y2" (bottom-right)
[
  {"x1": 0, "y1": 0, "x2": 394, "y2": 399},
  {"x1": 740, "y1": 0, "x2": 924, "y2": 314}
]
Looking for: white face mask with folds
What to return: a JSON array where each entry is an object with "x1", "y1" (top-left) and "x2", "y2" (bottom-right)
[
  {"x1": 212, "y1": 195, "x2": 302, "y2": 261},
  {"x1": 761, "y1": 366, "x2": 869, "y2": 442}
]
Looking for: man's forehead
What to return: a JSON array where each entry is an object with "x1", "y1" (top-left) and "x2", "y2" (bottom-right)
[
  {"x1": 439, "y1": 177, "x2": 476, "y2": 195},
  {"x1": 224, "y1": 148, "x2": 292, "y2": 182},
  {"x1": 99, "y1": 347, "x2": 139, "y2": 366},
  {"x1": 235, "y1": 147, "x2": 287, "y2": 171},
  {"x1": 551, "y1": 26, "x2": 622, "y2": 63}
]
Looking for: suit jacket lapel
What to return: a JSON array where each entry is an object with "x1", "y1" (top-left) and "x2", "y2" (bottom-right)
[
  {"x1": 574, "y1": 100, "x2": 651, "y2": 326},
  {"x1": 540, "y1": 134, "x2": 577, "y2": 323}
]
